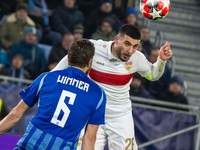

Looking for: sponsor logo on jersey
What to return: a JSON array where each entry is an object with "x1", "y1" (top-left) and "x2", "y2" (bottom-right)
[{"x1": 96, "y1": 61, "x2": 104, "y2": 66}]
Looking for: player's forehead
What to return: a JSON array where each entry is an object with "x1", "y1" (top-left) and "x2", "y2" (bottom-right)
[{"x1": 123, "y1": 34, "x2": 140, "y2": 44}]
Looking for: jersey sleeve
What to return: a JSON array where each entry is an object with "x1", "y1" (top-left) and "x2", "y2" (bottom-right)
[
  {"x1": 19, "y1": 73, "x2": 47, "y2": 107},
  {"x1": 51, "y1": 55, "x2": 69, "y2": 71},
  {"x1": 88, "y1": 90, "x2": 106, "y2": 125},
  {"x1": 137, "y1": 52, "x2": 166, "y2": 81}
]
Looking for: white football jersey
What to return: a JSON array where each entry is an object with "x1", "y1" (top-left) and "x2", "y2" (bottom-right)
[
  {"x1": 89, "y1": 40, "x2": 156, "y2": 118},
  {"x1": 53, "y1": 39, "x2": 166, "y2": 118}
]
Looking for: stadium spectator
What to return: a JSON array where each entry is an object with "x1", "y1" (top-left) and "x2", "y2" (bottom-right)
[
  {"x1": 0, "y1": 39, "x2": 106, "y2": 149},
  {"x1": 50, "y1": 0, "x2": 84, "y2": 35},
  {"x1": 123, "y1": 7, "x2": 139, "y2": 27},
  {"x1": 48, "y1": 33, "x2": 75, "y2": 67},
  {"x1": 158, "y1": 76, "x2": 188, "y2": 105},
  {"x1": 137, "y1": 42, "x2": 148, "y2": 57},
  {"x1": 112, "y1": 0, "x2": 136, "y2": 20},
  {"x1": 145, "y1": 46, "x2": 172, "y2": 98},
  {"x1": 140, "y1": 26, "x2": 153, "y2": 56},
  {"x1": 91, "y1": 17, "x2": 116, "y2": 41},
  {"x1": 28, "y1": 0, "x2": 51, "y2": 28},
  {"x1": 7, "y1": 54, "x2": 30, "y2": 86},
  {"x1": 84, "y1": 0, "x2": 119, "y2": 38},
  {"x1": 9, "y1": 26, "x2": 46, "y2": 80},
  {"x1": 0, "y1": 48, "x2": 9, "y2": 76},
  {"x1": 129, "y1": 73, "x2": 154, "y2": 99},
  {"x1": 73, "y1": 24, "x2": 84, "y2": 41},
  {"x1": 28, "y1": 0, "x2": 62, "y2": 45},
  {"x1": 0, "y1": 3, "x2": 35, "y2": 50}
]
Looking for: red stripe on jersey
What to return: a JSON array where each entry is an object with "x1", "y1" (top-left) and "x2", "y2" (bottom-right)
[{"x1": 89, "y1": 68, "x2": 135, "y2": 86}]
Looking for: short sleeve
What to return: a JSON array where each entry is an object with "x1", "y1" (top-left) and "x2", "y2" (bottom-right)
[
  {"x1": 88, "y1": 90, "x2": 106, "y2": 125},
  {"x1": 20, "y1": 73, "x2": 47, "y2": 107}
]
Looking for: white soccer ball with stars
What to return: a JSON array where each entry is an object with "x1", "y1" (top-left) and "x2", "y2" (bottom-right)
[{"x1": 140, "y1": 0, "x2": 170, "y2": 20}]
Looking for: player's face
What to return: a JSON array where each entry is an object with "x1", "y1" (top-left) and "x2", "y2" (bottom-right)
[{"x1": 115, "y1": 35, "x2": 140, "y2": 62}]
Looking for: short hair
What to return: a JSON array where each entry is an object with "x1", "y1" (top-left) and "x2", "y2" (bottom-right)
[
  {"x1": 68, "y1": 39, "x2": 95, "y2": 68},
  {"x1": 119, "y1": 24, "x2": 141, "y2": 39}
]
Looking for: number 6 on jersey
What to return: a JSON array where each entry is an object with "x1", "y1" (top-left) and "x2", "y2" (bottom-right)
[{"x1": 51, "y1": 90, "x2": 76, "y2": 127}]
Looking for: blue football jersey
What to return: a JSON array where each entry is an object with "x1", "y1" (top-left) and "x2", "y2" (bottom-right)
[{"x1": 19, "y1": 67, "x2": 106, "y2": 149}]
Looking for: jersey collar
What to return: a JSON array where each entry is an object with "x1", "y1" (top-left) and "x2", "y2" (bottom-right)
[{"x1": 67, "y1": 67, "x2": 87, "y2": 77}]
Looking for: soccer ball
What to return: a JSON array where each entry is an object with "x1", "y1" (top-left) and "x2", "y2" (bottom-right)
[{"x1": 140, "y1": 0, "x2": 170, "y2": 20}]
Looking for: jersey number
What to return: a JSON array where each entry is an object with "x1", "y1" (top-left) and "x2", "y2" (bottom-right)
[
  {"x1": 51, "y1": 90, "x2": 76, "y2": 128},
  {"x1": 125, "y1": 138, "x2": 135, "y2": 150}
]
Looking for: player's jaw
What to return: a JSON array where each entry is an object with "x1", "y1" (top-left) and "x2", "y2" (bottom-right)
[{"x1": 116, "y1": 47, "x2": 131, "y2": 62}]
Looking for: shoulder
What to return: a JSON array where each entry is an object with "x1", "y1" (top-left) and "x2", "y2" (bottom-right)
[
  {"x1": 89, "y1": 39, "x2": 112, "y2": 49},
  {"x1": 129, "y1": 50, "x2": 147, "y2": 63},
  {"x1": 33, "y1": 72, "x2": 49, "y2": 84},
  {"x1": 26, "y1": 17, "x2": 35, "y2": 26},
  {"x1": 36, "y1": 45, "x2": 45, "y2": 52},
  {"x1": 134, "y1": 50, "x2": 146, "y2": 58},
  {"x1": 10, "y1": 41, "x2": 22, "y2": 49},
  {"x1": 6, "y1": 13, "x2": 16, "y2": 23}
]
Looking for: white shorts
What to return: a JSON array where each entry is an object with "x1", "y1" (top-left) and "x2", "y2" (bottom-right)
[{"x1": 95, "y1": 110, "x2": 138, "y2": 150}]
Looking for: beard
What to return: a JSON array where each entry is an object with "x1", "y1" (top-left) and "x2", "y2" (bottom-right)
[{"x1": 116, "y1": 47, "x2": 131, "y2": 62}]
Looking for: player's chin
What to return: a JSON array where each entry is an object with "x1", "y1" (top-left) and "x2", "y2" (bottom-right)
[{"x1": 121, "y1": 56, "x2": 130, "y2": 62}]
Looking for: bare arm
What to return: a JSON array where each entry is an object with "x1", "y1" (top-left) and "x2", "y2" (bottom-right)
[
  {"x1": 0, "y1": 100, "x2": 29, "y2": 134},
  {"x1": 81, "y1": 124, "x2": 99, "y2": 150}
]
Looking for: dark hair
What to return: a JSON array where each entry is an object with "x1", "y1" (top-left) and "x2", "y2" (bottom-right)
[
  {"x1": 68, "y1": 39, "x2": 95, "y2": 68},
  {"x1": 119, "y1": 24, "x2": 141, "y2": 39},
  {"x1": 16, "y1": 3, "x2": 29, "y2": 12}
]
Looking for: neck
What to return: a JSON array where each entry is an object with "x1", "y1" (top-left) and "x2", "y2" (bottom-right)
[
  {"x1": 71, "y1": 66, "x2": 88, "y2": 73},
  {"x1": 111, "y1": 42, "x2": 118, "y2": 58}
]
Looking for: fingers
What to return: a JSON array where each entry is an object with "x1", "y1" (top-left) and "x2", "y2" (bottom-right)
[
  {"x1": 163, "y1": 41, "x2": 172, "y2": 56},
  {"x1": 159, "y1": 41, "x2": 173, "y2": 60},
  {"x1": 164, "y1": 49, "x2": 173, "y2": 57}
]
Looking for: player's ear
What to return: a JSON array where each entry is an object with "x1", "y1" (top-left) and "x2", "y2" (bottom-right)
[{"x1": 114, "y1": 35, "x2": 120, "y2": 44}]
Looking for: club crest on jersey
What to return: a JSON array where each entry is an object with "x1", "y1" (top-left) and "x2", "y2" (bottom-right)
[{"x1": 125, "y1": 61, "x2": 132, "y2": 71}]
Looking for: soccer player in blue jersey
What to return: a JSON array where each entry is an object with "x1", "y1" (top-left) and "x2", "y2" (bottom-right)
[{"x1": 0, "y1": 39, "x2": 106, "y2": 150}]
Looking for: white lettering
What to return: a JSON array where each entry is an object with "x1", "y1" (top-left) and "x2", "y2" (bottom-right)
[{"x1": 57, "y1": 75, "x2": 89, "y2": 92}]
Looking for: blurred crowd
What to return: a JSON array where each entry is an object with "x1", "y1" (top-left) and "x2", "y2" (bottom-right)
[{"x1": 0, "y1": 0, "x2": 188, "y2": 113}]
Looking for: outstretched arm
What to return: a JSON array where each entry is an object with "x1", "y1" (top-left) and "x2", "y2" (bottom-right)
[
  {"x1": 150, "y1": 41, "x2": 173, "y2": 81},
  {"x1": 0, "y1": 100, "x2": 29, "y2": 134},
  {"x1": 138, "y1": 41, "x2": 173, "y2": 81},
  {"x1": 81, "y1": 124, "x2": 99, "y2": 150}
]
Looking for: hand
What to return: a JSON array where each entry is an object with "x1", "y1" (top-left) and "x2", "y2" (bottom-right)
[{"x1": 159, "y1": 41, "x2": 173, "y2": 61}]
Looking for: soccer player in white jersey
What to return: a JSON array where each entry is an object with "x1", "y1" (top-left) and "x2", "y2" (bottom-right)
[
  {"x1": 0, "y1": 39, "x2": 106, "y2": 150},
  {"x1": 53, "y1": 24, "x2": 173, "y2": 150}
]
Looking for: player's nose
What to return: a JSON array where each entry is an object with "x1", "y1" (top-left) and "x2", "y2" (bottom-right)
[{"x1": 127, "y1": 47, "x2": 134, "y2": 54}]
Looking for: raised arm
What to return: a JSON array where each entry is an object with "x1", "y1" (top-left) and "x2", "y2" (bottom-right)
[
  {"x1": 0, "y1": 100, "x2": 29, "y2": 134},
  {"x1": 138, "y1": 41, "x2": 173, "y2": 81},
  {"x1": 81, "y1": 124, "x2": 99, "y2": 150}
]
